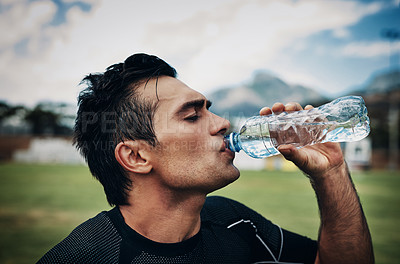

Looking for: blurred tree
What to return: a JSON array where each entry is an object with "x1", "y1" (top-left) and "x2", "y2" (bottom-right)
[
  {"x1": 24, "y1": 103, "x2": 73, "y2": 136},
  {"x1": 25, "y1": 104, "x2": 58, "y2": 135},
  {"x1": 0, "y1": 101, "x2": 15, "y2": 122},
  {"x1": 0, "y1": 101, "x2": 29, "y2": 134}
]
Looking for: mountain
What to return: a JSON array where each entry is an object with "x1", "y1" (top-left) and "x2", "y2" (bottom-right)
[
  {"x1": 207, "y1": 71, "x2": 328, "y2": 117},
  {"x1": 343, "y1": 69, "x2": 400, "y2": 152},
  {"x1": 347, "y1": 70, "x2": 400, "y2": 96}
]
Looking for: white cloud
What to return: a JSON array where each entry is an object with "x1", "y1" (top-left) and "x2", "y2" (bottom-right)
[
  {"x1": 0, "y1": 0, "x2": 56, "y2": 48},
  {"x1": 332, "y1": 28, "x2": 351, "y2": 39},
  {"x1": 158, "y1": 0, "x2": 384, "y2": 93},
  {"x1": 0, "y1": 0, "x2": 387, "y2": 105},
  {"x1": 342, "y1": 41, "x2": 400, "y2": 58},
  {"x1": 61, "y1": 0, "x2": 97, "y2": 4},
  {"x1": 0, "y1": 1, "x2": 90, "y2": 105}
]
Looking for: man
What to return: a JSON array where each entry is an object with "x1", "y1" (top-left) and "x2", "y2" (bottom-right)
[{"x1": 37, "y1": 53, "x2": 374, "y2": 263}]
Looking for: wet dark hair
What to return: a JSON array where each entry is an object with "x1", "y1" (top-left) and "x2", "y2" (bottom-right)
[{"x1": 73, "y1": 53, "x2": 177, "y2": 206}]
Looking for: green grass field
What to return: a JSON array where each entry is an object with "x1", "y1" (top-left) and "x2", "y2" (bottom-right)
[{"x1": 0, "y1": 163, "x2": 399, "y2": 264}]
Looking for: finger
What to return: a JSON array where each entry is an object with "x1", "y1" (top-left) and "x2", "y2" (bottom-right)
[
  {"x1": 259, "y1": 107, "x2": 272, "y2": 116},
  {"x1": 284, "y1": 102, "x2": 303, "y2": 112},
  {"x1": 271, "y1": 102, "x2": 285, "y2": 114},
  {"x1": 278, "y1": 144, "x2": 306, "y2": 168},
  {"x1": 277, "y1": 144, "x2": 296, "y2": 160},
  {"x1": 304, "y1": 104, "x2": 314, "y2": 110}
]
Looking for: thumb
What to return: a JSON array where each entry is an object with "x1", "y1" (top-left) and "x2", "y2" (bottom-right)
[{"x1": 278, "y1": 145, "x2": 307, "y2": 169}]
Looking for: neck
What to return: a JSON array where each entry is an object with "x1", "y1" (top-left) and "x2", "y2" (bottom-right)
[{"x1": 119, "y1": 183, "x2": 206, "y2": 243}]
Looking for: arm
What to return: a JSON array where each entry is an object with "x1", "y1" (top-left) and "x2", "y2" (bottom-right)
[
  {"x1": 281, "y1": 142, "x2": 374, "y2": 264},
  {"x1": 260, "y1": 103, "x2": 374, "y2": 264}
]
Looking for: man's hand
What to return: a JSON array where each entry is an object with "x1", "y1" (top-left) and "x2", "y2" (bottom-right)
[
  {"x1": 259, "y1": 102, "x2": 344, "y2": 177},
  {"x1": 260, "y1": 101, "x2": 374, "y2": 264}
]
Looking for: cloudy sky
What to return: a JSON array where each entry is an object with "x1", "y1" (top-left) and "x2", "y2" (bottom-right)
[{"x1": 1, "y1": 0, "x2": 399, "y2": 106}]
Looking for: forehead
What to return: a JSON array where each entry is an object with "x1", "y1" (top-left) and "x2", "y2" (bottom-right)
[{"x1": 139, "y1": 76, "x2": 205, "y2": 111}]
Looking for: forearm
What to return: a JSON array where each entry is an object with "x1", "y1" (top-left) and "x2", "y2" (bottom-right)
[{"x1": 311, "y1": 163, "x2": 374, "y2": 264}]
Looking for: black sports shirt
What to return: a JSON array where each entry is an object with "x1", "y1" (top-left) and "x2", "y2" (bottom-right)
[{"x1": 37, "y1": 196, "x2": 317, "y2": 263}]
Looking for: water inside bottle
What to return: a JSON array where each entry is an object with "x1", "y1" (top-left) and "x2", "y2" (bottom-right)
[
  {"x1": 239, "y1": 115, "x2": 369, "y2": 158},
  {"x1": 238, "y1": 134, "x2": 280, "y2": 158},
  {"x1": 229, "y1": 96, "x2": 370, "y2": 159},
  {"x1": 237, "y1": 122, "x2": 280, "y2": 158}
]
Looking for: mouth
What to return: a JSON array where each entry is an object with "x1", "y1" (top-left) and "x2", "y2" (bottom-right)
[{"x1": 220, "y1": 138, "x2": 235, "y2": 158}]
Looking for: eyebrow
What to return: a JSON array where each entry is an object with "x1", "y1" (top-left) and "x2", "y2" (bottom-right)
[{"x1": 175, "y1": 99, "x2": 212, "y2": 115}]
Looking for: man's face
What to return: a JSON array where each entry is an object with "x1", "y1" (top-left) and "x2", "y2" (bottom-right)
[{"x1": 140, "y1": 76, "x2": 240, "y2": 193}]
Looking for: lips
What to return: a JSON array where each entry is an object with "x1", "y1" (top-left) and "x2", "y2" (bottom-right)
[
  {"x1": 220, "y1": 138, "x2": 228, "y2": 152},
  {"x1": 220, "y1": 138, "x2": 235, "y2": 158}
]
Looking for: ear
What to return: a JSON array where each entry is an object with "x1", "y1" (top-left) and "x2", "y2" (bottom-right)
[{"x1": 114, "y1": 141, "x2": 152, "y2": 174}]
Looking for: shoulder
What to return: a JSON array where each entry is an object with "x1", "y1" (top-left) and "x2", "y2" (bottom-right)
[
  {"x1": 202, "y1": 196, "x2": 317, "y2": 263},
  {"x1": 37, "y1": 209, "x2": 121, "y2": 264}
]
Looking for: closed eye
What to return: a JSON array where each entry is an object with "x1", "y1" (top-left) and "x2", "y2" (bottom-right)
[
  {"x1": 178, "y1": 99, "x2": 211, "y2": 123},
  {"x1": 184, "y1": 115, "x2": 200, "y2": 122}
]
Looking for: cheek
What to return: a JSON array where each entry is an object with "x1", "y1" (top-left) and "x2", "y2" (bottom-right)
[
  {"x1": 176, "y1": 140, "x2": 212, "y2": 154},
  {"x1": 155, "y1": 137, "x2": 216, "y2": 172},
  {"x1": 158, "y1": 133, "x2": 213, "y2": 154}
]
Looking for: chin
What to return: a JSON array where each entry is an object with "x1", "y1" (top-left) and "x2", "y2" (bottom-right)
[
  {"x1": 229, "y1": 164, "x2": 240, "y2": 179},
  {"x1": 213, "y1": 169, "x2": 240, "y2": 192}
]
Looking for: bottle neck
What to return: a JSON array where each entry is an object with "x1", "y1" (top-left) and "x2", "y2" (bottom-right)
[{"x1": 226, "y1": 132, "x2": 241, "y2": 152}]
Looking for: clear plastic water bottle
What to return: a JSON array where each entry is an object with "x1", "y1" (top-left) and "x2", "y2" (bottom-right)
[{"x1": 225, "y1": 96, "x2": 370, "y2": 159}]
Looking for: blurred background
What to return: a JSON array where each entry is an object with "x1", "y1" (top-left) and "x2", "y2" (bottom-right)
[{"x1": 0, "y1": 0, "x2": 399, "y2": 263}]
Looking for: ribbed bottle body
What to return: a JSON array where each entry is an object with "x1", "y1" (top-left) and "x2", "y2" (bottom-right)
[{"x1": 226, "y1": 96, "x2": 370, "y2": 159}]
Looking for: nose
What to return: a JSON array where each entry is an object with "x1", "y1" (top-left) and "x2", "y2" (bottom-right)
[{"x1": 210, "y1": 112, "x2": 230, "y2": 136}]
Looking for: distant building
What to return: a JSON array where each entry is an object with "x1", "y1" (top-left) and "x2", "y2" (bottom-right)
[
  {"x1": 344, "y1": 138, "x2": 372, "y2": 170},
  {"x1": 0, "y1": 136, "x2": 83, "y2": 164},
  {"x1": 13, "y1": 137, "x2": 84, "y2": 164}
]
